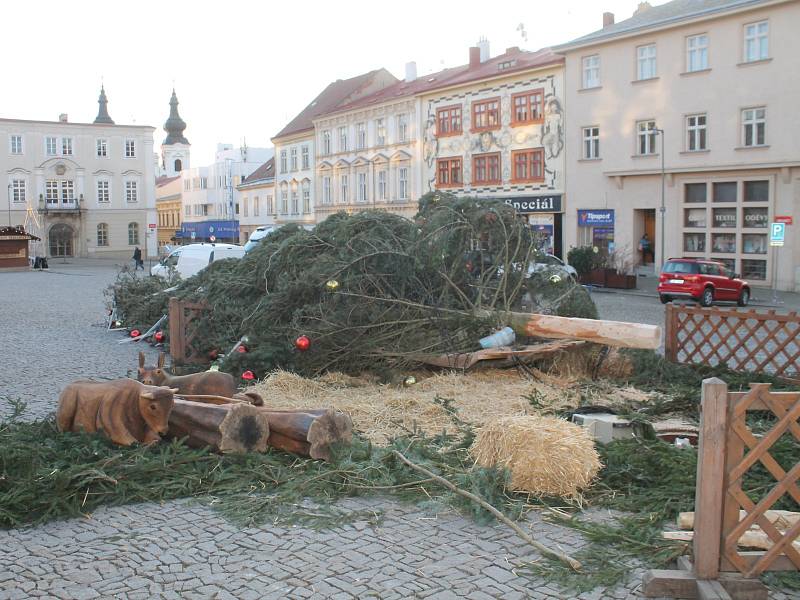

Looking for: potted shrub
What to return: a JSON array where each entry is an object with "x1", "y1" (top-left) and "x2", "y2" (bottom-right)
[
  {"x1": 567, "y1": 246, "x2": 606, "y2": 286},
  {"x1": 604, "y1": 247, "x2": 637, "y2": 289}
]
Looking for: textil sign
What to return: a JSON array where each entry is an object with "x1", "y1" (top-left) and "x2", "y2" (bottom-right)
[{"x1": 577, "y1": 209, "x2": 615, "y2": 226}]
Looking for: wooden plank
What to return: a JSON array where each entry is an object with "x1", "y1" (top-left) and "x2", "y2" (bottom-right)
[
  {"x1": 665, "y1": 303, "x2": 677, "y2": 362},
  {"x1": 678, "y1": 510, "x2": 800, "y2": 531},
  {"x1": 664, "y1": 529, "x2": 800, "y2": 552},
  {"x1": 694, "y1": 378, "x2": 729, "y2": 579},
  {"x1": 721, "y1": 551, "x2": 797, "y2": 571},
  {"x1": 642, "y1": 569, "x2": 697, "y2": 598},
  {"x1": 507, "y1": 312, "x2": 662, "y2": 349},
  {"x1": 697, "y1": 580, "x2": 733, "y2": 600}
]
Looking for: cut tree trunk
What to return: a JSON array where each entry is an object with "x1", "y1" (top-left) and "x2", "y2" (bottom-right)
[
  {"x1": 259, "y1": 408, "x2": 353, "y2": 462},
  {"x1": 505, "y1": 312, "x2": 661, "y2": 350},
  {"x1": 169, "y1": 398, "x2": 270, "y2": 453}
]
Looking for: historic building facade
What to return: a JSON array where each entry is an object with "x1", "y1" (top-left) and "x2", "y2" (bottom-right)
[
  {"x1": 236, "y1": 158, "x2": 276, "y2": 241},
  {"x1": 155, "y1": 175, "x2": 182, "y2": 252},
  {"x1": 419, "y1": 46, "x2": 567, "y2": 255},
  {"x1": 0, "y1": 88, "x2": 156, "y2": 260},
  {"x1": 558, "y1": 0, "x2": 800, "y2": 288}
]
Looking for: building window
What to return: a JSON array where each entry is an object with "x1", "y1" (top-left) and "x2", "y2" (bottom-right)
[
  {"x1": 742, "y1": 107, "x2": 766, "y2": 147},
  {"x1": 46, "y1": 180, "x2": 59, "y2": 205},
  {"x1": 339, "y1": 126, "x2": 348, "y2": 152},
  {"x1": 10, "y1": 135, "x2": 23, "y2": 154},
  {"x1": 357, "y1": 172, "x2": 367, "y2": 202},
  {"x1": 280, "y1": 190, "x2": 288, "y2": 214},
  {"x1": 356, "y1": 122, "x2": 366, "y2": 149},
  {"x1": 472, "y1": 153, "x2": 501, "y2": 185},
  {"x1": 637, "y1": 120, "x2": 657, "y2": 155},
  {"x1": 397, "y1": 114, "x2": 408, "y2": 142},
  {"x1": 322, "y1": 130, "x2": 331, "y2": 155},
  {"x1": 687, "y1": 114, "x2": 707, "y2": 151},
  {"x1": 280, "y1": 150, "x2": 287, "y2": 173},
  {"x1": 685, "y1": 182, "x2": 707, "y2": 203},
  {"x1": 46, "y1": 137, "x2": 57, "y2": 156},
  {"x1": 174, "y1": 159, "x2": 182, "y2": 172},
  {"x1": 378, "y1": 170, "x2": 387, "y2": 200},
  {"x1": 61, "y1": 180, "x2": 75, "y2": 203},
  {"x1": 472, "y1": 98, "x2": 500, "y2": 131},
  {"x1": 291, "y1": 191, "x2": 299, "y2": 214},
  {"x1": 290, "y1": 147, "x2": 298, "y2": 171},
  {"x1": 582, "y1": 54, "x2": 600, "y2": 88},
  {"x1": 436, "y1": 106, "x2": 462, "y2": 136},
  {"x1": 713, "y1": 181, "x2": 737, "y2": 203},
  {"x1": 301, "y1": 145, "x2": 309, "y2": 169},
  {"x1": 582, "y1": 127, "x2": 600, "y2": 159},
  {"x1": 323, "y1": 176, "x2": 332, "y2": 204},
  {"x1": 125, "y1": 180, "x2": 138, "y2": 203},
  {"x1": 436, "y1": 157, "x2": 462, "y2": 188},
  {"x1": 243, "y1": 198, "x2": 249, "y2": 217},
  {"x1": 62, "y1": 137, "x2": 73, "y2": 156},
  {"x1": 266, "y1": 195, "x2": 273, "y2": 215},
  {"x1": 97, "y1": 223, "x2": 108, "y2": 247},
  {"x1": 376, "y1": 119, "x2": 386, "y2": 146},
  {"x1": 687, "y1": 34, "x2": 708, "y2": 72},
  {"x1": 128, "y1": 222, "x2": 139, "y2": 245},
  {"x1": 96, "y1": 139, "x2": 108, "y2": 157},
  {"x1": 11, "y1": 179, "x2": 26, "y2": 203},
  {"x1": 398, "y1": 167, "x2": 408, "y2": 200},
  {"x1": 125, "y1": 139, "x2": 136, "y2": 158},
  {"x1": 511, "y1": 90, "x2": 544, "y2": 125},
  {"x1": 340, "y1": 174, "x2": 349, "y2": 203},
  {"x1": 744, "y1": 21, "x2": 768, "y2": 62},
  {"x1": 511, "y1": 149, "x2": 544, "y2": 183},
  {"x1": 303, "y1": 189, "x2": 310, "y2": 213},
  {"x1": 97, "y1": 180, "x2": 110, "y2": 203},
  {"x1": 253, "y1": 196, "x2": 260, "y2": 217},
  {"x1": 637, "y1": 44, "x2": 657, "y2": 80},
  {"x1": 185, "y1": 205, "x2": 191, "y2": 217},
  {"x1": 200, "y1": 177, "x2": 207, "y2": 189},
  {"x1": 745, "y1": 180, "x2": 769, "y2": 202}
]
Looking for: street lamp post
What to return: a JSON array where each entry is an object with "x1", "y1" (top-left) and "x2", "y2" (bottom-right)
[
  {"x1": 649, "y1": 128, "x2": 666, "y2": 270},
  {"x1": 7, "y1": 183, "x2": 12, "y2": 226}
]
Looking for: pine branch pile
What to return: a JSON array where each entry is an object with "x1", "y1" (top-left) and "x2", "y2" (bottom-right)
[{"x1": 108, "y1": 194, "x2": 596, "y2": 377}]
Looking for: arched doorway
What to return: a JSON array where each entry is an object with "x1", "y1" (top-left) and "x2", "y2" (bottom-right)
[{"x1": 49, "y1": 223, "x2": 74, "y2": 257}]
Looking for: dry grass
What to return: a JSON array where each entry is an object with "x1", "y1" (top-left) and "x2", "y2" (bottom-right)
[
  {"x1": 470, "y1": 415, "x2": 602, "y2": 498},
  {"x1": 248, "y1": 366, "x2": 656, "y2": 444}
]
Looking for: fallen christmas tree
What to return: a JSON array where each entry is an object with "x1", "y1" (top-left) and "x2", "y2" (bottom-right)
[{"x1": 108, "y1": 193, "x2": 599, "y2": 379}]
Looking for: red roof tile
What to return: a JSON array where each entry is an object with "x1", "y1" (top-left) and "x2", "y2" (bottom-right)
[
  {"x1": 273, "y1": 69, "x2": 399, "y2": 140},
  {"x1": 156, "y1": 175, "x2": 181, "y2": 187},
  {"x1": 243, "y1": 158, "x2": 275, "y2": 183}
]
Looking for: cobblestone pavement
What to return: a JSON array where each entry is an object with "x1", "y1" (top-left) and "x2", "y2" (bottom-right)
[{"x1": 1, "y1": 260, "x2": 797, "y2": 599}]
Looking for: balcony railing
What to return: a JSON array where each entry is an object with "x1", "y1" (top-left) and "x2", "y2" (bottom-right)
[{"x1": 39, "y1": 201, "x2": 81, "y2": 214}]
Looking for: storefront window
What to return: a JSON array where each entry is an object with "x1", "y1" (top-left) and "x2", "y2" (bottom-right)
[
  {"x1": 712, "y1": 257, "x2": 736, "y2": 273},
  {"x1": 712, "y1": 208, "x2": 737, "y2": 228},
  {"x1": 684, "y1": 208, "x2": 706, "y2": 228},
  {"x1": 684, "y1": 233, "x2": 705, "y2": 252},
  {"x1": 742, "y1": 233, "x2": 767, "y2": 254},
  {"x1": 711, "y1": 233, "x2": 736, "y2": 253},
  {"x1": 742, "y1": 259, "x2": 766, "y2": 280},
  {"x1": 713, "y1": 182, "x2": 737, "y2": 202},
  {"x1": 685, "y1": 183, "x2": 706, "y2": 203},
  {"x1": 742, "y1": 207, "x2": 768, "y2": 228},
  {"x1": 744, "y1": 180, "x2": 769, "y2": 202}
]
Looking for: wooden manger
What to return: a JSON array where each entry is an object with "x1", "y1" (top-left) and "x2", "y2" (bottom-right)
[{"x1": 643, "y1": 378, "x2": 800, "y2": 599}]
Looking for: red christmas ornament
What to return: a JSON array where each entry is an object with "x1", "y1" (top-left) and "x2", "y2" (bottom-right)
[
  {"x1": 295, "y1": 335, "x2": 311, "y2": 351},
  {"x1": 241, "y1": 370, "x2": 255, "y2": 380},
  {"x1": 209, "y1": 349, "x2": 219, "y2": 359},
  {"x1": 154, "y1": 331, "x2": 165, "y2": 343},
  {"x1": 130, "y1": 329, "x2": 141, "y2": 338},
  {"x1": 237, "y1": 345, "x2": 248, "y2": 353}
]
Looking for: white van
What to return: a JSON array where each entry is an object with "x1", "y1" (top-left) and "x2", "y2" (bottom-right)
[
  {"x1": 150, "y1": 243, "x2": 245, "y2": 280},
  {"x1": 243, "y1": 226, "x2": 276, "y2": 253}
]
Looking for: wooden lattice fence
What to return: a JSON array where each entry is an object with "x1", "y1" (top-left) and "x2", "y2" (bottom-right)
[
  {"x1": 644, "y1": 379, "x2": 800, "y2": 599},
  {"x1": 168, "y1": 298, "x2": 210, "y2": 365},
  {"x1": 665, "y1": 304, "x2": 800, "y2": 379}
]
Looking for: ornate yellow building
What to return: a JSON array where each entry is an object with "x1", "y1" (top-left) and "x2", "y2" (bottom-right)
[{"x1": 156, "y1": 175, "x2": 182, "y2": 252}]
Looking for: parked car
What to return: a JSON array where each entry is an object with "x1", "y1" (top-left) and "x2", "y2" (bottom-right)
[
  {"x1": 491, "y1": 253, "x2": 578, "y2": 281},
  {"x1": 657, "y1": 258, "x2": 750, "y2": 307},
  {"x1": 243, "y1": 226, "x2": 276, "y2": 253},
  {"x1": 150, "y1": 243, "x2": 245, "y2": 280}
]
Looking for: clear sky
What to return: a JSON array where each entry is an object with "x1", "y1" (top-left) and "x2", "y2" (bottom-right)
[{"x1": 1, "y1": 0, "x2": 649, "y2": 165}]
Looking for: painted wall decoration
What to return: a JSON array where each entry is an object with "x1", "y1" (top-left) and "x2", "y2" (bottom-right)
[{"x1": 423, "y1": 72, "x2": 565, "y2": 198}]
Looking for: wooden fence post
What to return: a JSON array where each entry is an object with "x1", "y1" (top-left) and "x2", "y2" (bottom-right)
[
  {"x1": 664, "y1": 303, "x2": 676, "y2": 362},
  {"x1": 168, "y1": 297, "x2": 184, "y2": 365},
  {"x1": 694, "y1": 377, "x2": 730, "y2": 579}
]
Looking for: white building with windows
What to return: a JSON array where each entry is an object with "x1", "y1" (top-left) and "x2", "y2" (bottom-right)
[
  {"x1": 557, "y1": 0, "x2": 800, "y2": 289},
  {"x1": 236, "y1": 157, "x2": 276, "y2": 241},
  {"x1": 271, "y1": 69, "x2": 398, "y2": 227},
  {"x1": 0, "y1": 87, "x2": 156, "y2": 259}
]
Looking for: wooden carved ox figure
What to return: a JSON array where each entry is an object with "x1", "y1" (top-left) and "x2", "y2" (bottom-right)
[
  {"x1": 56, "y1": 378, "x2": 177, "y2": 446},
  {"x1": 138, "y1": 352, "x2": 237, "y2": 397}
]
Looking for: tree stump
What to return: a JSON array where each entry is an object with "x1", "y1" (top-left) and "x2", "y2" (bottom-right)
[
  {"x1": 169, "y1": 398, "x2": 270, "y2": 453},
  {"x1": 260, "y1": 408, "x2": 353, "y2": 462}
]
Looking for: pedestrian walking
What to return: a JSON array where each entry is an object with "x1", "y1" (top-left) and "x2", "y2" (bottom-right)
[
  {"x1": 132, "y1": 246, "x2": 144, "y2": 271},
  {"x1": 638, "y1": 234, "x2": 653, "y2": 264}
]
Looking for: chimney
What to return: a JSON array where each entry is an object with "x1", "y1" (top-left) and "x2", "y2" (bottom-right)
[
  {"x1": 477, "y1": 37, "x2": 490, "y2": 63},
  {"x1": 405, "y1": 61, "x2": 417, "y2": 82},
  {"x1": 505, "y1": 46, "x2": 520, "y2": 54},
  {"x1": 469, "y1": 46, "x2": 481, "y2": 68},
  {"x1": 58, "y1": 113, "x2": 68, "y2": 123},
  {"x1": 634, "y1": 2, "x2": 652, "y2": 15},
  {"x1": 603, "y1": 12, "x2": 615, "y2": 27}
]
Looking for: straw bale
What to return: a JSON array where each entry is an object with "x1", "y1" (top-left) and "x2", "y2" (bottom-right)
[{"x1": 470, "y1": 415, "x2": 601, "y2": 498}]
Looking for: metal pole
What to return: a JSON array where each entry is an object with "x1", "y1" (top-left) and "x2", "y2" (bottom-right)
[
  {"x1": 659, "y1": 130, "x2": 666, "y2": 271},
  {"x1": 7, "y1": 184, "x2": 11, "y2": 226}
]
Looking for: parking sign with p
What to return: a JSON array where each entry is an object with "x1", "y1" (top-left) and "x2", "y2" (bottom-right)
[{"x1": 770, "y1": 222, "x2": 786, "y2": 247}]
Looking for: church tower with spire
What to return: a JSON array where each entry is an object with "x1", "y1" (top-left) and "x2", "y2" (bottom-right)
[
  {"x1": 160, "y1": 89, "x2": 190, "y2": 177},
  {"x1": 93, "y1": 85, "x2": 114, "y2": 124}
]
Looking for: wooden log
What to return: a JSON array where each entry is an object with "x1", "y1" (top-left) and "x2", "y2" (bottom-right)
[
  {"x1": 663, "y1": 530, "x2": 800, "y2": 553},
  {"x1": 169, "y1": 398, "x2": 270, "y2": 453},
  {"x1": 505, "y1": 312, "x2": 661, "y2": 350},
  {"x1": 678, "y1": 510, "x2": 800, "y2": 531},
  {"x1": 259, "y1": 408, "x2": 353, "y2": 462}
]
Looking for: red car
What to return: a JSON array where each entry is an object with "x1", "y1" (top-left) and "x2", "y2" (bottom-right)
[{"x1": 658, "y1": 258, "x2": 750, "y2": 307}]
